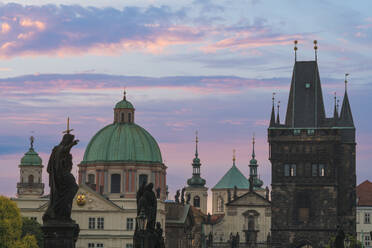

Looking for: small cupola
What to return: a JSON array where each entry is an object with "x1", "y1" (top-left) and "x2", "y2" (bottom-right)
[{"x1": 114, "y1": 90, "x2": 135, "y2": 124}]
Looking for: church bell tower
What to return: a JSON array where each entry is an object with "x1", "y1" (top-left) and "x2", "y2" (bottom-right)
[{"x1": 17, "y1": 136, "x2": 44, "y2": 198}]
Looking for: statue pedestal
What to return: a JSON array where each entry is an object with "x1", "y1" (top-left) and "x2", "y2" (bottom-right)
[{"x1": 42, "y1": 221, "x2": 80, "y2": 248}]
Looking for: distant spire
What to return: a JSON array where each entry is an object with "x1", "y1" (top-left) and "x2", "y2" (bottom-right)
[
  {"x1": 270, "y1": 93, "x2": 276, "y2": 127},
  {"x1": 340, "y1": 73, "x2": 354, "y2": 126},
  {"x1": 333, "y1": 92, "x2": 339, "y2": 120},
  {"x1": 30, "y1": 136, "x2": 34, "y2": 149},
  {"x1": 195, "y1": 131, "x2": 199, "y2": 158},
  {"x1": 276, "y1": 101, "x2": 280, "y2": 124},
  {"x1": 252, "y1": 134, "x2": 256, "y2": 159},
  {"x1": 314, "y1": 40, "x2": 318, "y2": 61},
  {"x1": 233, "y1": 149, "x2": 236, "y2": 166},
  {"x1": 294, "y1": 40, "x2": 298, "y2": 62}
]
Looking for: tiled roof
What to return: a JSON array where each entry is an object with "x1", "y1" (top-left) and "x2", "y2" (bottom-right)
[
  {"x1": 213, "y1": 164, "x2": 250, "y2": 189},
  {"x1": 357, "y1": 180, "x2": 372, "y2": 206}
]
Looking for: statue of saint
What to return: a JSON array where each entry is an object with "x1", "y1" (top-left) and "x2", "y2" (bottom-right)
[
  {"x1": 136, "y1": 181, "x2": 146, "y2": 215},
  {"x1": 143, "y1": 183, "x2": 157, "y2": 231},
  {"x1": 156, "y1": 187, "x2": 161, "y2": 199},
  {"x1": 186, "y1": 193, "x2": 191, "y2": 204},
  {"x1": 43, "y1": 127, "x2": 79, "y2": 222},
  {"x1": 181, "y1": 187, "x2": 185, "y2": 204},
  {"x1": 175, "y1": 190, "x2": 180, "y2": 203}
]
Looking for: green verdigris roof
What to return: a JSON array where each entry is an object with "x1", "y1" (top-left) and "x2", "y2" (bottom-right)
[
  {"x1": 115, "y1": 99, "x2": 134, "y2": 109},
  {"x1": 82, "y1": 123, "x2": 162, "y2": 164},
  {"x1": 20, "y1": 148, "x2": 42, "y2": 166},
  {"x1": 213, "y1": 164, "x2": 250, "y2": 189}
]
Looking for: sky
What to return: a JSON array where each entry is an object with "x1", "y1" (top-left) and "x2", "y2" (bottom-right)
[{"x1": 0, "y1": 0, "x2": 371, "y2": 205}]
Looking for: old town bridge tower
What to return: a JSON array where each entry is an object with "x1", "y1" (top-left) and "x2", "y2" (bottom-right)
[{"x1": 268, "y1": 41, "x2": 356, "y2": 248}]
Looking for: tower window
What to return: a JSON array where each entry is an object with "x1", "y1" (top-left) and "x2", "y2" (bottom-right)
[
  {"x1": 127, "y1": 218, "x2": 134, "y2": 230},
  {"x1": 121, "y1": 113, "x2": 125, "y2": 122},
  {"x1": 296, "y1": 192, "x2": 311, "y2": 223},
  {"x1": 193, "y1": 196, "x2": 200, "y2": 208},
  {"x1": 305, "y1": 82, "x2": 311, "y2": 89},
  {"x1": 365, "y1": 213, "x2": 370, "y2": 224},
  {"x1": 111, "y1": 174, "x2": 121, "y2": 193},
  {"x1": 128, "y1": 113, "x2": 132, "y2": 123},
  {"x1": 28, "y1": 175, "x2": 34, "y2": 184},
  {"x1": 312, "y1": 164, "x2": 326, "y2": 177},
  {"x1": 293, "y1": 129, "x2": 301, "y2": 135},
  {"x1": 97, "y1": 217, "x2": 104, "y2": 229},
  {"x1": 284, "y1": 164, "x2": 296, "y2": 177},
  {"x1": 87, "y1": 174, "x2": 95, "y2": 184},
  {"x1": 139, "y1": 174, "x2": 148, "y2": 188},
  {"x1": 89, "y1": 217, "x2": 95, "y2": 229}
]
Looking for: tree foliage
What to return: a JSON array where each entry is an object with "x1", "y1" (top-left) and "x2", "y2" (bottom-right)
[
  {"x1": 0, "y1": 196, "x2": 40, "y2": 248},
  {"x1": 22, "y1": 217, "x2": 43, "y2": 248}
]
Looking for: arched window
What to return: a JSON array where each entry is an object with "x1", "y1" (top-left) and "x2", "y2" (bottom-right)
[
  {"x1": 28, "y1": 175, "x2": 34, "y2": 184},
  {"x1": 193, "y1": 196, "x2": 200, "y2": 208},
  {"x1": 248, "y1": 216, "x2": 255, "y2": 230},
  {"x1": 111, "y1": 174, "x2": 121, "y2": 193},
  {"x1": 121, "y1": 113, "x2": 125, "y2": 122},
  {"x1": 128, "y1": 113, "x2": 132, "y2": 123},
  {"x1": 87, "y1": 174, "x2": 95, "y2": 185},
  {"x1": 217, "y1": 196, "x2": 224, "y2": 212},
  {"x1": 139, "y1": 174, "x2": 148, "y2": 188}
]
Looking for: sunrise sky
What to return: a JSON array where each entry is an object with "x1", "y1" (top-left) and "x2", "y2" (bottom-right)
[{"x1": 0, "y1": 0, "x2": 371, "y2": 200}]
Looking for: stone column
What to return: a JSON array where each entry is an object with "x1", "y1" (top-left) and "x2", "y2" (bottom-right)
[{"x1": 104, "y1": 170, "x2": 108, "y2": 194}]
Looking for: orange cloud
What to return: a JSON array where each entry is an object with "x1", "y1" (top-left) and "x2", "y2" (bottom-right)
[
  {"x1": 20, "y1": 19, "x2": 45, "y2": 30},
  {"x1": 1, "y1": 22, "x2": 10, "y2": 33}
]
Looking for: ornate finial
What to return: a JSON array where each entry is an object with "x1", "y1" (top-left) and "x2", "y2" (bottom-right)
[
  {"x1": 334, "y1": 92, "x2": 337, "y2": 106},
  {"x1": 30, "y1": 136, "x2": 34, "y2": 149},
  {"x1": 123, "y1": 89, "x2": 127, "y2": 100},
  {"x1": 294, "y1": 40, "x2": 298, "y2": 61},
  {"x1": 314, "y1": 40, "x2": 318, "y2": 61},
  {"x1": 252, "y1": 133, "x2": 256, "y2": 159},
  {"x1": 195, "y1": 130, "x2": 199, "y2": 158},
  {"x1": 277, "y1": 101, "x2": 280, "y2": 114},
  {"x1": 272, "y1": 92, "x2": 276, "y2": 106},
  {"x1": 233, "y1": 149, "x2": 236, "y2": 165},
  {"x1": 62, "y1": 117, "x2": 74, "y2": 134},
  {"x1": 337, "y1": 99, "x2": 340, "y2": 111},
  {"x1": 345, "y1": 73, "x2": 349, "y2": 92}
]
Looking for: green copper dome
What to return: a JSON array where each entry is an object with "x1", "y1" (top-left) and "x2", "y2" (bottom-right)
[
  {"x1": 82, "y1": 123, "x2": 162, "y2": 164},
  {"x1": 115, "y1": 100, "x2": 134, "y2": 109},
  {"x1": 213, "y1": 163, "x2": 250, "y2": 189},
  {"x1": 20, "y1": 148, "x2": 42, "y2": 166}
]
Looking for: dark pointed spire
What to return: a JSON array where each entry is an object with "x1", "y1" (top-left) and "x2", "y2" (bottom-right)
[
  {"x1": 340, "y1": 73, "x2": 354, "y2": 126},
  {"x1": 187, "y1": 131, "x2": 206, "y2": 187},
  {"x1": 285, "y1": 60, "x2": 326, "y2": 128},
  {"x1": 249, "y1": 134, "x2": 263, "y2": 189},
  {"x1": 294, "y1": 40, "x2": 298, "y2": 62},
  {"x1": 276, "y1": 101, "x2": 280, "y2": 124},
  {"x1": 270, "y1": 93, "x2": 276, "y2": 127},
  {"x1": 252, "y1": 134, "x2": 256, "y2": 159},
  {"x1": 333, "y1": 92, "x2": 339, "y2": 121},
  {"x1": 314, "y1": 40, "x2": 318, "y2": 61}
]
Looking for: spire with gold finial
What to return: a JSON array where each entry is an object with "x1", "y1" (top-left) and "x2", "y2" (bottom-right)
[
  {"x1": 252, "y1": 133, "x2": 256, "y2": 159},
  {"x1": 187, "y1": 130, "x2": 206, "y2": 187},
  {"x1": 340, "y1": 73, "x2": 354, "y2": 126},
  {"x1": 294, "y1": 40, "x2": 298, "y2": 61},
  {"x1": 270, "y1": 92, "x2": 276, "y2": 127},
  {"x1": 276, "y1": 100, "x2": 280, "y2": 124},
  {"x1": 62, "y1": 117, "x2": 74, "y2": 134},
  {"x1": 249, "y1": 133, "x2": 263, "y2": 189},
  {"x1": 195, "y1": 131, "x2": 199, "y2": 158},
  {"x1": 233, "y1": 149, "x2": 236, "y2": 166},
  {"x1": 314, "y1": 40, "x2": 318, "y2": 61}
]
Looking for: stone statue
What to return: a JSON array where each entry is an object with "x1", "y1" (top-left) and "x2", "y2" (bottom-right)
[
  {"x1": 233, "y1": 185, "x2": 238, "y2": 200},
  {"x1": 43, "y1": 133, "x2": 79, "y2": 222},
  {"x1": 227, "y1": 189, "x2": 231, "y2": 202},
  {"x1": 181, "y1": 187, "x2": 185, "y2": 205},
  {"x1": 155, "y1": 222, "x2": 165, "y2": 248},
  {"x1": 334, "y1": 225, "x2": 345, "y2": 248},
  {"x1": 136, "y1": 181, "x2": 146, "y2": 215},
  {"x1": 236, "y1": 232, "x2": 240, "y2": 247},
  {"x1": 175, "y1": 190, "x2": 180, "y2": 203},
  {"x1": 249, "y1": 176, "x2": 254, "y2": 192},
  {"x1": 186, "y1": 193, "x2": 191, "y2": 204},
  {"x1": 156, "y1": 187, "x2": 161, "y2": 199},
  {"x1": 166, "y1": 185, "x2": 169, "y2": 200},
  {"x1": 143, "y1": 183, "x2": 157, "y2": 231},
  {"x1": 265, "y1": 186, "x2": 270, "y2": 200}
]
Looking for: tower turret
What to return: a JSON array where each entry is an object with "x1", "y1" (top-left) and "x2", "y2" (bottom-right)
[
  {"x1": 248, "y1": 135, "x2": 263, "y2": 189},
  {"x1": 340, "y1": 74, "x2": 354, "y2": 127},
  {"x1": 17, "y1": 136, "x2": 44, "y2": 198}
]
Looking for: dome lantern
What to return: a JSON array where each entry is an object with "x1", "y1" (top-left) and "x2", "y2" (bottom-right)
[{"x1": 114, "y1": 90, "x2": 135, "y2": 124}]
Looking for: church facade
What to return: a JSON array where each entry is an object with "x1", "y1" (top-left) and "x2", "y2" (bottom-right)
[
  {"x1": 13, "y1": 93, "x2": 167, "y2": 248},
  {"x1": 268, "y1": 47, "x2": 356, "y2": 247}
]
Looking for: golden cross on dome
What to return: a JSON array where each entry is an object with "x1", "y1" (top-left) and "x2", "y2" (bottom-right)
[{"x1": 62, "y1": 117, "x2": 74, "y2": 134}]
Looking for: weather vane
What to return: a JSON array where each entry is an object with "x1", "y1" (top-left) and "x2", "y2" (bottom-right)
[{"x1": 63, "y1": 117, "x2": 74, "y2": 134}]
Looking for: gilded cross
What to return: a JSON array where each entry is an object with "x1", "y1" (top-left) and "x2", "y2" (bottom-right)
[{"x1": 63, "y1": 117, "x2": 74, "y2": 134}]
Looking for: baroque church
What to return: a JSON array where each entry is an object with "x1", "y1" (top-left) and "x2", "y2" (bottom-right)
[{"x1": 13, "y1": 93, "x2": 167, "y2": 248}]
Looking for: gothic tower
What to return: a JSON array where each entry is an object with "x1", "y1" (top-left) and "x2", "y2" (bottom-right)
[
  {"x1": 185, "y1": 132, "x2": 208, "y2": 214},
  {"x1": 17, "y1": 136, "x2": 44, "y2": 198},
  {"x1": 268, "y1": 42, "x2": 356, "y2": 247}
]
